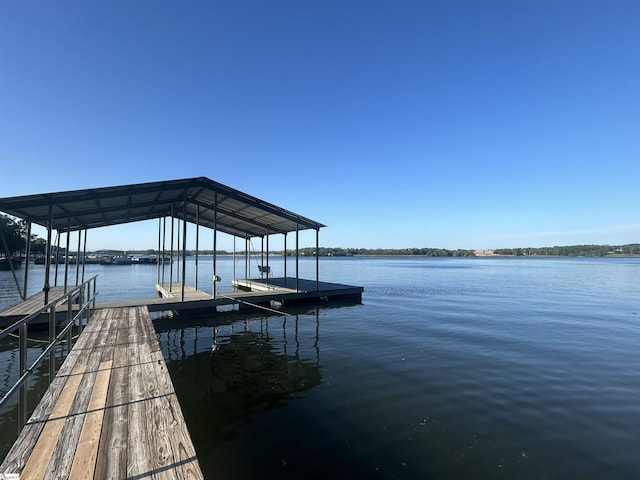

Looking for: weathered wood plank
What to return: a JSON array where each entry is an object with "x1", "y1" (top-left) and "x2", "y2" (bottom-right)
[
  {"x1": 94, "y1": 308, "x2": 129, "y2": 480},
  {"x1": 42, "y1": 307, "x2": 114, "y2": 479},
  {"x1": 19, "y1": 364, "x2": 86, "y2": 479},
  {"x1": 68, "y1": 359, "x2": 113, "y2": 480},
  {"x1": 126, "y1": 307, "x2": 155, "y2": 478},
  {"x1": 0, "y1": 286, "x2": 68, "y2": 316},
  {"x1": 0, "y1": 309, "x2": 107, "y2": 474},
  {"x1": 156, "y1": 283, "x2": 211, "y2": 301},
  {"x1": 149, "y1": 348, "x2": 204, "y2": 480},
  {"x1": 2, "y1": 306, "x2": 204, "y2": 479}
]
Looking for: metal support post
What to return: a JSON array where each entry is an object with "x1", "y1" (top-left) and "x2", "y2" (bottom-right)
[
  {"x1": 162, "y1": 216, "x2": 166, "y2": 286},
  {"x1": 79, "y1": 284, "x2": 85, "y2": 334},
  {"x1": 266, "y1": 232, "x2": 270, "y2": 286},
  {"x1": 213, "y1": 193, "x2": 218, "y2": 299},
  {"x1": 316, "y1": 228, "x2": 320, "y2": 291},
  {"x1": 44, "y1": 207, "x2": 53, "y2": 304},
  {"x1": 54, "y1": 231, "x2": 60, "y2": 287},
  {"x1": 64, "y1": 225, "x2": 70, "y2": 293},
  {"x1": 75, "y1": 229, "x2": 81, "y2": 286},
  {"x1": 81, "y1": 229, "x2": 87, "y2": 284},
  {"x1": 245, "y1": 238, "x2": 249, "y2": 280},
  {"x1": 157, "y1": 217, "x2": 162, "y2": 284},
  {"x1": 49, "y1": 305, "x2": 56, "y2": 380},
  {"x1": 195, "y1": 205, "x2": 200, "y2": 291},
  {"x1": 23, "y1": 221, "x2": 31, "y2": 300},
  {"x1": 67, "y1": 296, "x2": 73, "y2": 354},
  {"x1": 19, "y1": 323, "x2": 27, "y2": 427},
  {"x1": 283, "y1": 233, "x2": 287, "y2": 283},
  {"x1": 296, "y1": 223, "x2": 299, "y2": 292},
  {"x1": 232, "y1": 236, "x2": 236, "y2": 283},
  {"x1": 169, "y1": 207, "x2": 174, "y2": 292},
  {"x1": 181, "y1": 206, "x2": 187, "y2": 302},
  {"x1": 177, "y1": 215, "x2": 181, "y2": 284}
]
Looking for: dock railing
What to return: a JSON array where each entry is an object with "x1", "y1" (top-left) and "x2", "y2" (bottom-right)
[{"x1": 0, "y1": 275, "x2": 98, "y2": 427}]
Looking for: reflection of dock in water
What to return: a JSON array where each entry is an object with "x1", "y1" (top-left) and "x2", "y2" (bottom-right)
[{"x1": 158, "y1": 311, "x2": 323, "y2": 470}]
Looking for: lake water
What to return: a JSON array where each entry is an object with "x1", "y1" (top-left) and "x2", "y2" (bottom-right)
[{"x1": 1, "y1": 256, "x2": 639, "y2": 479}]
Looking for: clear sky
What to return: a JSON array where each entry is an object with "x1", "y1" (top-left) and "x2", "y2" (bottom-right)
[{"x1": 1, "y1": 1, "x2": 639, "y2": 251}]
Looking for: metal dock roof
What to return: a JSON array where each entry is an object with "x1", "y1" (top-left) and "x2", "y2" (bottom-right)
[{"x1": 0, "y1": 176, "x2": 325, "y2": 237}]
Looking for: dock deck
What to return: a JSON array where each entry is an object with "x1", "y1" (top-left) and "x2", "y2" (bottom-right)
[
  {"x1": 1, "y1": 277, "x2": 362, "y2": 327},
  {"x1": 0, "y1": 287, "x2": 79, "y2": 327},
  {"x1": 95, "y1": 277, "x2": 362, "y2": 313},
  {"x1": 0, "y1": 306, "x2": 204, "y2": 479}
]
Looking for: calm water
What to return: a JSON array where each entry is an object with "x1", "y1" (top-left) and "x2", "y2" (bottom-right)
[{"x1": 1, "y1": 256, "x2": 639, "y2": 479}]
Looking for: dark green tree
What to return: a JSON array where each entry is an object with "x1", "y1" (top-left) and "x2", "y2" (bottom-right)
[
  {"x1": 30, "y1": 237, "x2": 47, "y2": 254},
  {"x1": 0, "y1": 214, "x2": 26, "y2": 256}
]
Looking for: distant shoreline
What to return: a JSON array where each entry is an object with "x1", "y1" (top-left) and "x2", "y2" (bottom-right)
[{"x1": 53, "y1": 244, "x2": 638, "y2": 259}]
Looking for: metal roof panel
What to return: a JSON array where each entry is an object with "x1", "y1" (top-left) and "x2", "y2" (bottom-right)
[{"x1": 0, "y1": 177, "x2": 325, "y2": 237}]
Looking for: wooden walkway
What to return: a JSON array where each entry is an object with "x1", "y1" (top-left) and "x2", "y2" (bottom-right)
[
  {"x1": 1, "y1": 278, "x2": 363, "y2": 325},
  {"x1": 0, "y1": 287, "x2": 76, "y2": 327},
  {"x1": 0, "y1": 306, "x2": 204, "y2": 479}
]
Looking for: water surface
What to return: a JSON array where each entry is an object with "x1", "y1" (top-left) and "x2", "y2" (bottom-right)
[{"x1": 2, "y1": 257, "x2": 639, "y2": 479}]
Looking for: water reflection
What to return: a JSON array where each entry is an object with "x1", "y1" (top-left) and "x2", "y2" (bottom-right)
[
  {"x1": 0, "y1": 339, "x2": 64, "y2": 460},
  {"x1": 157, "y1": 311, "x2": 323, "y2": 474}
]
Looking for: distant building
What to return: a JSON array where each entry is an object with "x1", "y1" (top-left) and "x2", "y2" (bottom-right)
[{"x1": 474, "y1": 249, "x2": 495, "y2": 256}]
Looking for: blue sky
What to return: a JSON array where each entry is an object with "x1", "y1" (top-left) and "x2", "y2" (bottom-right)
[{"x1": 1, "y1": 1, "x2": 638, "y2": 250}]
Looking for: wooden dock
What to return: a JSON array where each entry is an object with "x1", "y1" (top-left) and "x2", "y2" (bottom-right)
[
  {"x1": 93, "y1": 278, "x2": 362, "y2": 314},
  {"x1": 155, "y1": 283, "x2": 212, "y2": 301},
  {"x1": 0, "y1": 287, "x2": 79, "y2": 328},
  {"x1": 1, "y1": 277, "x2": 363, "y2": 328},
  {"x1": 0, "y1": 306, "x2": 204, "y2": 479}
]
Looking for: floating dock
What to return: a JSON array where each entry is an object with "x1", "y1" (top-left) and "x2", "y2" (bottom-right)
[
  {"x1": 0, "y1": 277, "x2": 363, "y2": 326},
  {"x1": 93, "y1": 278, "x2": 362, "y2": 314},
  {"x1": 0, "y1": 306, "x2": 204, "y2": 479}
]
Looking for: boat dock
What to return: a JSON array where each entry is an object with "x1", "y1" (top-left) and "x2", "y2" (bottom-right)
[
  {"x1": 0, "y1": 287, "x2": 82, "y2": 327},
  {"x1": 0, "y1": 306, "x2": 204, "y2": 479},
  {"x1": 94, "y1": 278, "x2": 362, "y2": 313},
  {"x1": 0, "y1": 177, "x2": 364, "y2": 476}
]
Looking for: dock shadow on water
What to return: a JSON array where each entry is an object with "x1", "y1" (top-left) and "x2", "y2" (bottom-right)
[{"x1": 157, "y1": 310, "x2": 326, "y2": 479}]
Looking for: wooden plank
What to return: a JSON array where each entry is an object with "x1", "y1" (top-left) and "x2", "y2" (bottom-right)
[
  {"x1": 0, "y1": 286, "x2": 73, "y2": 318},
  {"x1": 68, "y1": 359, "x2": 113, "y2": 480},
  {"x1": 126, "y1": 307, "x2": 155, "y2": 479},
  {"x1": 43, "y1": 310, "x2": 111, "y2": 479},
  {"x1": 94, "y1": 308, "x2": 129, "y2": 479},
  {"x1": 149, "y1": 348, "x2": 204, "y2": 480},
  {"x1": 156, "y1": 283, "x2": 211, "y2": 301},
  {"x1": 2, "y1": 306, "x2": 205, "y2": 479},
  {"x1": 19, "y1": 364, "x2": 87, "y2": 479},
  {"x1": 137, "y1": 307, "x2": 203, "y2": 479},
  {"x1": 0, "y1": 310, "x2": 108, "y2": 473}
]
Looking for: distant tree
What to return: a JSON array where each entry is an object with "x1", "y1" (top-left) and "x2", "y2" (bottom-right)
[
  {"x1": 30, "y1": 237, "x2": 47, "y2": 254},
  {"x1": 0, "y1": 214, "x2": 26, "y2": 256}
]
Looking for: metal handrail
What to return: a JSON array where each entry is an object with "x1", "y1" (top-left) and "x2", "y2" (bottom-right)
[
  {"x1": 0, "y1": 274, "x2": 97, "y2": 342},
  {"x1": 0, "y1": 275, "x2": 99, "y2": 426}
]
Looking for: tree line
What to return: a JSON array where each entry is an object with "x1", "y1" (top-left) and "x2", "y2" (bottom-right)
[
  {"x1": 494, "y1": 244, "x2": 640, "y2": 257},
  {"x1": 290, "y1": 247, "x2": 476, "y2": 257},
  {"x1": 2, "y1": 214, "x2": 638, "y2": 258}
]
